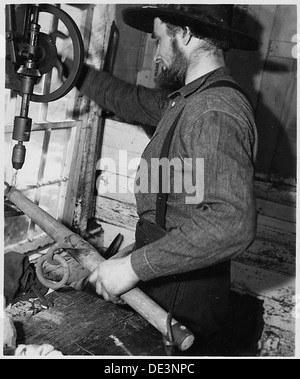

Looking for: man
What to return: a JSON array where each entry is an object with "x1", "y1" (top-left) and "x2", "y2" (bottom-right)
[{"x1": 62, "y1": 4, "x2": 258, "y2": 350}]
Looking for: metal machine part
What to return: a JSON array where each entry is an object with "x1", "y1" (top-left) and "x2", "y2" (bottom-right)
[{"x1": 5, "y1": 4, "x2": 84, "y2": 170}]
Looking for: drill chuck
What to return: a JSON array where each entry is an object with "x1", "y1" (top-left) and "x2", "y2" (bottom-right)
[
  {"x1": 12, "y1": 143, "x2": 26, "y2": 170},
  {"x1": 12, "y1": 116, "x2": 32, "y2": 142},
  {"x1": 11, "y1": 115, "x2": 31, "y2": 170}
]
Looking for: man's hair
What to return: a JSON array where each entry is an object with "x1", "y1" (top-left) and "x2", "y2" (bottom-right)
[
  {"x1": 162, "y1": 19, "x2": 231, "y2": 52},
  {"x1": 164, "y1": 22, "x2": 182, "y2": 37}
]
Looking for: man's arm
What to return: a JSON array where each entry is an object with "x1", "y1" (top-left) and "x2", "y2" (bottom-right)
[{"x1": 64, "y1": 59, "x2": 169, "y2": 127}]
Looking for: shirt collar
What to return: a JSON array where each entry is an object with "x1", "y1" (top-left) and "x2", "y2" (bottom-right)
[{"x1": 168, "y1": 67, "x2": 232, "y2": 99}]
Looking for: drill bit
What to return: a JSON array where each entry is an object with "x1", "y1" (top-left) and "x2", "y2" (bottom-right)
[{"x1": 11, "y1": 169, "x2": 18, "y2": 188}]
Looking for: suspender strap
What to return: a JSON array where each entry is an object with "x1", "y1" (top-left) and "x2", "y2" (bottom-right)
[
  {"x1": 156, "y1": 107, "x2": 185, "y2": 228},
  {"x1": 204, "y1": 80, "x2": 254, "y2": 109},
  {"x1": 155, "y1": 79, "x2": 252, "y2": 229}
]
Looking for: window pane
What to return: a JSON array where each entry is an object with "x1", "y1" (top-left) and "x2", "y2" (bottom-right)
[{"x1": 43, "y1": 128, "x2": 69, "y2": 182}]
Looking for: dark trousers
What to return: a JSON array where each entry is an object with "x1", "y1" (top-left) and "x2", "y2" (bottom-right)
[{"x1": 135, "y1": 219, "x2": 231, "y2": 336}]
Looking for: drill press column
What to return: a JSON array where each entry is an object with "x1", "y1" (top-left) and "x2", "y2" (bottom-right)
[{"x1": 11, "y1": 5, "x2": 41, "y2": 170}]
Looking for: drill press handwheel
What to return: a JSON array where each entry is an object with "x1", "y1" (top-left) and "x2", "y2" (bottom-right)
[{"x1": 31, "y1": 4, "x2": 84, "y2": 103}]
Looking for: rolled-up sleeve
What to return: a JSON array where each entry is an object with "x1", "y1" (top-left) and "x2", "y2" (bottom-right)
[{"x1": 131, "y1": 109, "x2": 257, "y2": 281}]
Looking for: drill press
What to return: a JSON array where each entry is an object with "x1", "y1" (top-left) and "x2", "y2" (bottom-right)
[
  {"x1": 6, "y1": 3, "x2": 84, "y2": 171},
  {"x1": 5, "y1": 3, "x2": 84, "y2": 215}
]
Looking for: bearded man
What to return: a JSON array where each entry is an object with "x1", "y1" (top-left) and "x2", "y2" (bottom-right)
[{"x1": 61, "y1": 4, "x2": 259, "y2": 353}]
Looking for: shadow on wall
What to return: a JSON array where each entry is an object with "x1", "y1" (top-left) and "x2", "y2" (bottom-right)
[{"x1": 227, "y1": 5, "x2": 297, "y2": 183}]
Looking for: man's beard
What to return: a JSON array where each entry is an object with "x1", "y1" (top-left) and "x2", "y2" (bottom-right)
[{"x1": 155, "y1": 39, "x2": 188, "y2": 93}]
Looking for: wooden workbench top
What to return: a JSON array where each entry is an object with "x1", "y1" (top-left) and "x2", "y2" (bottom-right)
[
  {"x1": 11, "y1": 286, "x2": 265, "y2": 357},
  {"x1": 15, "y1": 288, "x2": 170, "y2": 356}
]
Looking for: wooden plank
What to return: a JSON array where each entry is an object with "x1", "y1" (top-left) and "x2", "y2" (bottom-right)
[
  {"x1": 257, "y1": 214, "x2": 295, "y2": 242},
  {"x1": 255, "y1": 57, "x2": 295, "y2": 174},
  {"x1": 241, "y1": 236, "x2": 295, "y2": 276},
  {"x1": 270, "y1": 5, "x2": 297, "y2": 41},
  {"x1": 231, "y1": 261, "x2": 295, "y2": 306},
  {"x1": 96, "y1": 197, "x2": 138, "y2": 231},
  {"x1": 72, "y1": 7, "x2": 98, "y2": 233},
  {"x1": 102, "y1": 119, "x2": 150, "y2": 154},
  {"x1": 227, "y1": 4, "x2": 277, "y2": 108},
  {"x1": 56, "y1": 128, "x2": 75, "y2": 221},
  {"x1": 258, "y1": 324, "x2": 295, "y2": 357},
  {"x1": 76, "y1": 107, "x2": 101, "y2": 233},
  {"x1": 71, "y1": 5, "x2": 118, "y2": 235},
  {"x1": 100, "y1": 145, "x2": 143, "y2": 174},
  {"x1": 269, "y1": 41, "x2": 296, "y2": 59},
  {"x1": 256, "y1": 198, "x2": 296, "y2": 223},
  {"x1": 261, "y1": 297, "x2": 295, "y2": 332},
  {"x1": 18, "y1": 289, "x2": 166, "y2": 356},
  {"x1": 254, "y1": 180, "x2": 296, "y2": 206},
  {"x1": 61, "y1": 120, "x2": 85, "y2": 229},
  {"x1": 250, "y1": 5, "x2": 296, "y2": 180},
  {"x1": 96, "y1": 172, "x2": 136, "y2": 204},
  {"x1": 271, "y1": 62, "x2": 297, "y2": 180}
]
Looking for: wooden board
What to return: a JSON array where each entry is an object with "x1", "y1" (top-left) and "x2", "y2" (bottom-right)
[
  {"x1": 14, "y1": 286, "x2": 267, "y2": 357},
  {"x1": 18, "y1": 289, "x2": 167, "y2": 356}
]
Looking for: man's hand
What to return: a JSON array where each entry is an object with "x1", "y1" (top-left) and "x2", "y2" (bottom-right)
[
  {"x1": 56, "y1": 38, "x2": 75, "y2": 84},
  {"x1": 88, "y1": 255, "x2": 140, "y2": 304}
]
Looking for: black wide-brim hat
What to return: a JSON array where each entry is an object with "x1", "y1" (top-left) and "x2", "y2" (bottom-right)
[{"x1": 122, "y1": 4, "x2": 259, "y2": 51}]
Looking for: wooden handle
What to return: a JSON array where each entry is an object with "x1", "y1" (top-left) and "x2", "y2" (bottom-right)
[{"x1": 5, "y1": 185, "x2": 195, "y2": 351}]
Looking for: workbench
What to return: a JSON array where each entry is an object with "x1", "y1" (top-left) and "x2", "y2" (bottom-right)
[
  {"x1": 15, "y1": 288, "x2": 171, "y2": 356},
  {"x1": 11, "y1": 286, "x2": 263, "y2": 357}
]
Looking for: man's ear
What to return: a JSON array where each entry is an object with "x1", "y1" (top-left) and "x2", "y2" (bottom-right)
[{"x1": 181, "y1": 26, "x2": 193, "y2": 45}]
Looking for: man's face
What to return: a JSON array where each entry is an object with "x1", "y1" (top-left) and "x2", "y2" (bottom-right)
[{"x1": 152, "y1": 18, "x2": 188, "y2": 92}]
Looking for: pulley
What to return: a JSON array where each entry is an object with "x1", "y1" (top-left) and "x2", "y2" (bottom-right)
[
  {"x1": 31, "y1": 4, "x2": 84, "y2": 103},
  {"x1": 6, "y1": 4, "x2": 84, "y2": 103}
]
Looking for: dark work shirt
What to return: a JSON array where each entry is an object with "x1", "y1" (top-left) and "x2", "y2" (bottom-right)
[{"x1": 79, "y1": 66, "x2": 258, "y2": 281}]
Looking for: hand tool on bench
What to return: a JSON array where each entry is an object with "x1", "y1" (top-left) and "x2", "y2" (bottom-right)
[{"x1": 4, "y1": 183, "x2": 195, "y2": 352}]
